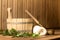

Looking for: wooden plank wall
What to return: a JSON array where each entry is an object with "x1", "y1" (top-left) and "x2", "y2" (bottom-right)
[
  {"x1": 0, "y1": 0, "x2": 60, "y2": 30},
  {"x1": 46, "y1": 0, "x2": 59, "y2": 28}
]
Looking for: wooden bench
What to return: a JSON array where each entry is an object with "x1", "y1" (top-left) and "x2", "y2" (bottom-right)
[{"x1": 0, "y1": 35, "x2": 60, "y2": 40}]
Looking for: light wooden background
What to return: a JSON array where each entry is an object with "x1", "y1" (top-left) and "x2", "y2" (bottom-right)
[{"x1": 0, "y1": 0, "x2": 60, "y2": 30}]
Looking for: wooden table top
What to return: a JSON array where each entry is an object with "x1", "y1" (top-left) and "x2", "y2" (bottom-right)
[{"x1": 0, "y1": 35, "x2": 60, "y2": 40}]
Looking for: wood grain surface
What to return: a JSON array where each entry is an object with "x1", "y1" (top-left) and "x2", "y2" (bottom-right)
[
  {"x1": 0, "y1": 35, "x2": 60, "y2": 40},
  {"x1": 0, "y1": 0, "x2": 60, "y2": 30}
]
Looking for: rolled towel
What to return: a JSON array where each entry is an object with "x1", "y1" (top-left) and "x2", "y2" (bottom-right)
[{"x1": 33, "y1": 25, "x2": 47, "y2": 36}]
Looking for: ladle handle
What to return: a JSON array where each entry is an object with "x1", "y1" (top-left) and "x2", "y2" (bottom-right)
[
  {"x1": 25, "y1": 10, "x2": 43, "y2": 27},
  {"x1": 7, "y1": 8, "x2": 12, "y2": 19}
]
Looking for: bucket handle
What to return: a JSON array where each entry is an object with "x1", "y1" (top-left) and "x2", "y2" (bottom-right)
[{"x1": 7, "y1": 8, "x2": 12, "y2": 19}]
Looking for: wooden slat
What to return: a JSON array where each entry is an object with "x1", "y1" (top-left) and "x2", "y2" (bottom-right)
[
  {"x1": 23, "y1": 0, "x2": 27, "y2": 18},
  {"x1": 17, "y1": 0, "x2": 23, "y2": 18},
  {"x1": 41, "y1": 0, "x2": 46, "y2": 27},
  {"x1": 13, "y1": 0, "x2": 18, "y2": 18},
  {"x1": 58, "y1": 0, "x2": 60, "y2": 27},
  {"x1": 27, "y1": 0, "x2": 31, "y2": 18},
  {"x1": 0, "y1": 0, "x2": 1, "y2": 29},
  {"x1": 1, "y1": 0, "x2": 7, "y2": 30},
  {"x1": 52, "y1": 0, "x2": 59, "y2": 28},
  {"x1": 45, "y1": 0, "x2": 48, "y2": 28},
  {"x1": 31, "y1": 0, "x2": 34, "y2": 17},
  {"x1": 34, "y1": 0, "x2": 37, "y2": 19},
  {"x1": 46, "y1": 0, "x2": 52, "y2": 28},
  {"x1": 27, "y1": 0, "x2": 31, "y2": 12}
]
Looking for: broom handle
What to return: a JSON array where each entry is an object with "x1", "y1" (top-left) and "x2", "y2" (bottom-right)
[
  {"x1": 25, "y1": 10, "x2": 43, "y2": 27},
  {"x1": 7, "y1": 8, "x2": 12, "y2": 19}
]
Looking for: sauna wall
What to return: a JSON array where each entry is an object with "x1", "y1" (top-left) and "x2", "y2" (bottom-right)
[{"x1": 0, "y1": 0, "x2": 60, "y2": 30}]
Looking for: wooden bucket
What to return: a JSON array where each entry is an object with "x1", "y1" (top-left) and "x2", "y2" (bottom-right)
[{"x1": 7, "y1": 8, "x2": 33, "y2": 33}]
